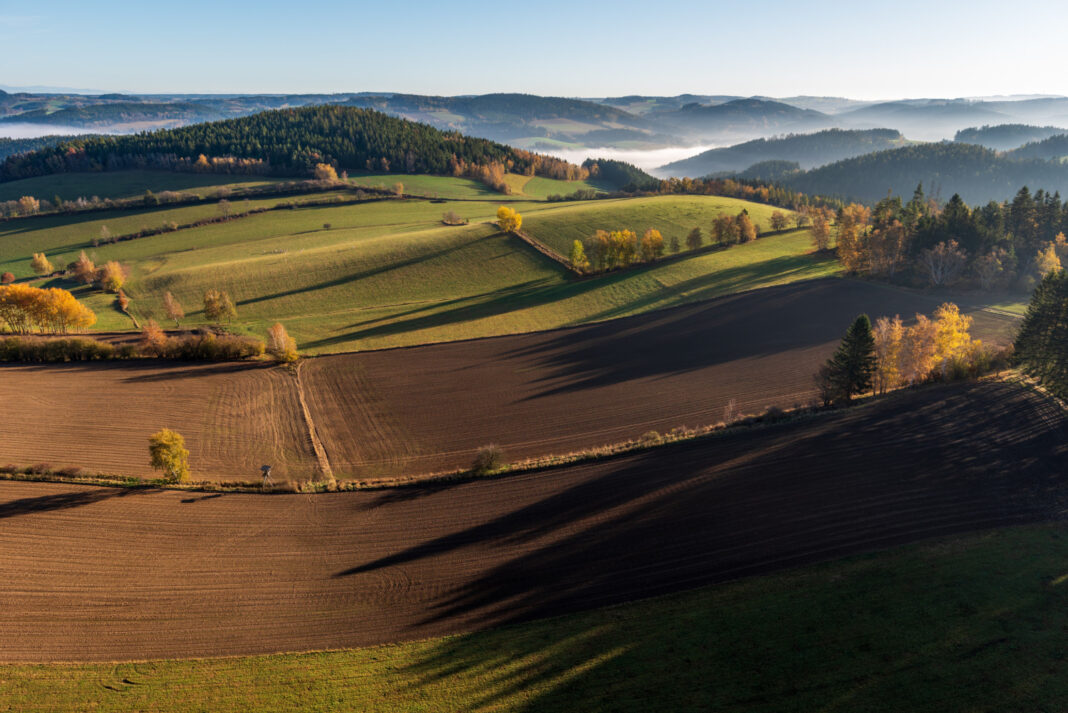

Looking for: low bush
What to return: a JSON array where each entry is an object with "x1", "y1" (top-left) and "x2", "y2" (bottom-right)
[
  {"x1": 471, "y1": 444, "x2": 506, "y2": 475},
  {"x1": 0, "y1": 336, "x2": 117, "y2": 362},
  {"x1": 0, "y1": 332, "x2": 265, "y2": 362}
]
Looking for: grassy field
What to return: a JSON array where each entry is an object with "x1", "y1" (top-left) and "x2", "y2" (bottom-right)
[
  {"x1": 0, "y1": 170, "x2": 285, "y2": 202},
  {"x1": 522, "y1": 194, "x2": 796, "y2": 258},
  {"x1": 5, "y1": 523, "x2": 1068, "y2": 712},
  {"x1": 3, "y1": 190, "x2": 838, "y2": 352},
  {"x1": 347, "y1": 172, "x2": 609, "y2": 201},
  {"x1": 347, "y1": 172, "x2": 501, "y2": 199}
]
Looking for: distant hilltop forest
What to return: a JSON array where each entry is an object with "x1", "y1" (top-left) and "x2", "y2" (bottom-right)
[{"x1": 0, "y1": 106, "x2": 590, "y2": 184}]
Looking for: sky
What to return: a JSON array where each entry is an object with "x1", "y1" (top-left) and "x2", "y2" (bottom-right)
[{"x1": 2, "y1": 0, "x2": 1068, "y2": 98}]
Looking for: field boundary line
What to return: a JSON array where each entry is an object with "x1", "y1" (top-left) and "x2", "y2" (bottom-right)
[
  {"x1": 508, "y1": 226, "x2": 584, "y2": 275},
  {"x1": 293, "y1": 361, "x2": 335, "y2": 483}
]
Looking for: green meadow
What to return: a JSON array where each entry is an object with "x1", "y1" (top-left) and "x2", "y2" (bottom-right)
[
  {"x1": 1, "y1": 185, "x2": 838, "y2": 352},
  {"x1": 0, "y1": 170, "x2": 284, "y2": 202}
]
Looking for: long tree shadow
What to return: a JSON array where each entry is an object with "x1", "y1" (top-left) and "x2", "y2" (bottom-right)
[
  {"x1": 0, "y1": 486, "x2": 147, "y2": 520},
  {"x1": 335, "y1": 381, "x2": 1068, "y2": 633},
  {"x1": 359, "y1": 382, "x2": 1068, "y2": 712}
]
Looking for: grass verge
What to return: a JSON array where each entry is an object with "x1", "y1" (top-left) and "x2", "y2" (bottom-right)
[{"x1": 5, "y1": 522, "x2": 1068, "y2": 711}]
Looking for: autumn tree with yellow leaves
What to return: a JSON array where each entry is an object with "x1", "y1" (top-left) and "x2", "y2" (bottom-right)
[
  {"x1": 496, "y1": 206, "x2": 522, "y2": 233},
  {"x1": 0, "y1": 284, "x2": 96, "y2": 334}
]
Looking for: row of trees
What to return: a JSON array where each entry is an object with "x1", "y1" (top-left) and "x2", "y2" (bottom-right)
[
  {"x1": 0, "y1": 284, "x2": 96, "y2": 333},
  {"x1": 817, "y1": 303, "x2": 995, "y2": 403},
  {"x1": 822, "y1": 184, "x2": 1068, "y2": 289}
]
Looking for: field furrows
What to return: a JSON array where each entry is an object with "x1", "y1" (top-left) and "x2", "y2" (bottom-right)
[
  {"x1": 306, "y1": 278, "x2": 1019, "y2": 479},
  {"x1": 0, "y1": 361, "x2": 318, "y2": 481},
  {"x1": 0, "y1": 379, "x2": 1063, "y2": 662}
]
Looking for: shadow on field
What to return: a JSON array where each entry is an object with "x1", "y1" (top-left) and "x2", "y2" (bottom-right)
[
  {"x1": 335, "y1": 381, "x2": 1068, "y2": 640},
  {"x1": 0, "y1": 487, "x2": 146, "y2": 520},
  {"x1": 498, "y1": 278, "x2": 1004, "y2": 401}
]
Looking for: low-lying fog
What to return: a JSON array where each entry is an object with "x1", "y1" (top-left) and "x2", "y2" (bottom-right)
[
  {"x1": 538, "y1": 144, "x2": 718, "y2": 175},
  {"x1": 0, "y1": 123, "x2": 90, "y2": 139}
]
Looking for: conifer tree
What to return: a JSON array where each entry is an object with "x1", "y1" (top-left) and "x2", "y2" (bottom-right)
[{"x1": 824, "y1": 314, "x2": 877, "y2": 401}]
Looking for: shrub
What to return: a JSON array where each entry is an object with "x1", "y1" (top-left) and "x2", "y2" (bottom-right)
[
  {"x1": 471, "y1": 445, "x2": 506, "y2": 475},
  {"x1": 140, "y1": 319, "x2": 169, "y2": 356},
  {"x1": 148, "y1": 428, "x2": 190, "y2": 483},
  {"x1": 267, "y1": 322, "x2": 299, "y2": 363},
  {"x1": 0, "y1": 272, "x2": 13, "y2": 284},
  {"x1": 57, "y1": 466, "x2": 83, "y2": 477},
  {"x1": 30, "y1": 252, "x2": 54, "y2": 275},
  {"x1": 0, "y1": 336, "x2": 116, "y2": 362},
  {"x1": 164, "y1": 332, "x2": 264, "y2": 361},
  {"x1": 28, "y1": 463, "x2": 53, "y2": 475}
]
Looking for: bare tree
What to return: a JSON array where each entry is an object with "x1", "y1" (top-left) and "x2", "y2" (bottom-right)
[{"x1": 920, "y1": 240, "x2": 967, "y2": 287}]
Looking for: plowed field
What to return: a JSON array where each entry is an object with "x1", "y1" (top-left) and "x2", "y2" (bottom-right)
[
  {"x1": 1, "y1": 380, "x2": 1063, "y2": 662},
  {"x1": 0, "y1": 361, "x2": 317, "y2": 482},
  {"x1": 304, "y1": 278, "x2": 1019, "y2": 479}
]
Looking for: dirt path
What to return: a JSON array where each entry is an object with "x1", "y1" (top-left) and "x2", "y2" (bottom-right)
[
  {"x1": 0, "y1": 380, "x2": 1064, "y2": 663},
  {"x1": 293, "y1": 360, "x2": 334, "y2": 482}
]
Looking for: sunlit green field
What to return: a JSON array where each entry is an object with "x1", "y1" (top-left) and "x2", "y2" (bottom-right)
[
  {"x1": 6, "y1": 524, "x2": 1067, "y2": 712},
  {"x1": 3, "y1": 186, "x2": 837, "y2": 352},
  {"x1": 0, "y1": 170, "x2": 285, "y2": 202},
  {"x1": 522, "y1": 194, "x2": 797, "y2": 257}
]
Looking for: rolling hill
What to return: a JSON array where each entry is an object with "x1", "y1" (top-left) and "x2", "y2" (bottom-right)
[
  {"x1": 656, "y1": 128, "x2": 906, "y2": 177},
  {"x1": 954, "y1": 124, "x2": 1067, "y2": 151}
]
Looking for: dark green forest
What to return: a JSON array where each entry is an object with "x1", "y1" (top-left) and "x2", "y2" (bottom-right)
[
  {"x1": 954, "y1": 124, "x2": 1066, "y2": 151},
  {"x1": 1014, "y1": 270, "x2": 1068, "y2": 399},
  {"x1": 0, "y1": 106, "x2": 581, "y2": 182}
]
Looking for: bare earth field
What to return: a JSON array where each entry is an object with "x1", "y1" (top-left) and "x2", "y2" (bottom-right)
[
  {"x1": 0, "y1": 379, "x2": 1064, "y2": 662},
  {"x1": 0, "y1": 278, "x2": 1019, "y2": 482},
  {"x1": 0, "y1": 360, "x2": 317, "y2": 482},
  {"x1": 304, "y1": 278, "x2": 1020, "y2": 479}
]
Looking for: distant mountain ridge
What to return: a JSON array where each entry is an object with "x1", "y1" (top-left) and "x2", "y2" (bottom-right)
[{"x1": 954, "y1": 124, "x2": 1067, "y2": 151}]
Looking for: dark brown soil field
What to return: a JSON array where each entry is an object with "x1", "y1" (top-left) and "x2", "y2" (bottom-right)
[
  {"x1": 0, "y1": 360, "x2": 318, "y2": 482},
  {"x1": 304, "y1": 278, "x2": 1019, "y2": 479},
  {"x1": 1, "y1": 380, "x2": 1063, "y2": 662}
]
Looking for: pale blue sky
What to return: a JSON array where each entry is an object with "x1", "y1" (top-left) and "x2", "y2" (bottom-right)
[{"x1": 1, "y1": 0, "x2": 1066, "y2": 98}]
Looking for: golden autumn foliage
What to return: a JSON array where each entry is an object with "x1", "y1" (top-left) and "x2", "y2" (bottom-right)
[
  {"x1": 140, "y1": 319, "x2": 168, "y2": 356},
  {"x1": 0, "y1": 284, "x2": 96, "y2": 334},
  {"x1": 30, "y1": 252, "x2": 53, "y2": 276},
  {"x1": 148, "y1": 428, "x2": 190, "y2": 483},
  {"x1": 98, "y1": 260, "x2": 125, "y2": 293},
  {"x1": 1036, "y1": 240, "x2": 1063, "y2": 277},
  {"x1": 737, "y1": 212, "x2": 757, "y2": 243},
  {"x1": 203, "y1": 288, "x2": 237, "y2": 323},
  {"x1": 72, "y1": 251, "x2": 96, "y2": 285},
  {"x1": 640, "y1": 229, "x2": 664, "y2": 261},
  {"x1": 313, "y1": 163, "x2": 339, "y2": 181},
  {"x1": 834, "y1": 204, "x2": 872, "y2": 269},
  {"x1": 267, "y1": 322, "x2": 299, "y2": 363},
  {"x1": 496, "y1": 206, "x2": 522, "y2": 233},
  {"x1": 163, "y1": 291, "x2": 184, "y2": 327},
  {"x1": 873, "y1": 303, "x2": 984, "y2": 389},
  {"x1": 17, "y1": 196, "x2": 39, "y2": 215}
]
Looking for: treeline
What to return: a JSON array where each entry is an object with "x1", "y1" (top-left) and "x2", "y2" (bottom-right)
[
  {"x1": 816, "y1": 304, "x2": 1007, "y2": 404},
  {"x1": 0, "y1": 285, "x2": 96, "y2": 333},
  {"x1": 572, "y1": 209, "x2": 764, "y2": 274},
  {"x1": 0, "y1": 134, "x2": 100, "y2": 161},
  {"x1": 0, "y1": 332, "x2": 265, "y2": 363},
  {"x1": 826, "y1": 184, "x2": 1068, "y2": 290},
  {"x1": 784, "y1": 142, "x2": 1068, "y2": 205},
  {"x1": 0, "y1": 106, "x2": 584, "y2": 185},
  {"x1": 1014, "y1": 270, "x2": 1068, "y2": 399}
]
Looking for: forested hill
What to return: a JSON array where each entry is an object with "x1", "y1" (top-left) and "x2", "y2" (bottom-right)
[
  {"x1": 1005, "y1": 134, "x2": 1068, "y2": 161},
  {"x1": 657, "y1": 128, "x2": 905, "y2": 177},
  {"x1": 0, "y1": 106, "x2": 583, "y2": 182},
  {"x1": 954, "y1": 124, "x2": 1067, "y2": 151},
  {"x1": 0, "y1": 134, "x2": 99, "y2": 161},
  {"x1": 784, "y1": 142, "x2": 1068, "y2": 204}
]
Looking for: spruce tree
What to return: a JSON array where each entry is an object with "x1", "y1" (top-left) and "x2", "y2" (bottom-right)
[
  {"x1": 825, "y1": 314, "x2": 877, "y2": 402},
  {"x1": 1015, "y1": 270, "x2": 1068, "y2": 397}
]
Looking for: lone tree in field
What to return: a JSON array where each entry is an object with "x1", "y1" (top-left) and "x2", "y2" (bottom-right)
[
  {"x1": 737, "y1": 211, "x2": 757, "y2": 243},
  {"x1": 821, "y1": 314, "x2": 877, "y2": 402},
  {"x1": 496, "y1": 206, "x2": 522, "y2": 233},
  {"x1": 149, "y1": 428, "x2": 190, "y2": 483},
  {"x1": 769, "y1": 211, "x2": 789, "y2": 232},
  {"x1": 569, "y1": 240, "x2": 589, "y2": 272},
  {"x1": 97, "y1": 260, "x2": 125, "y2": 293},
  {"x1": 267, "y1": 322, "x2": 299, "y2": 363},
  {"x1": 203, "y1": 288, "x2": 237, "y2": 323},
  {"x1": 314, "y1": 163, "x2": 338, "y2": 181},
  {"x1": 686, "y1": 227, "x2": 703, "y2": 251},
  {"x1": 0, "y1": 272, "x2": 13, "y2": 285},
  {"x1": 163, "y1": 291, "x2": 184, "y2": 327},
  {"x1": 72, "y1": 251, "x2": 96, "y2": 285},
  {"x1": 30, "y1": 252, "x2": 54, "y2": 276}
]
